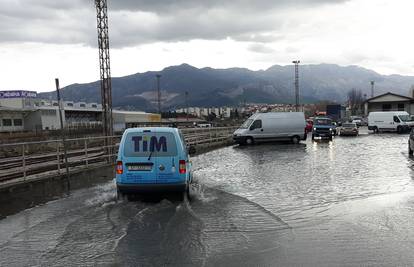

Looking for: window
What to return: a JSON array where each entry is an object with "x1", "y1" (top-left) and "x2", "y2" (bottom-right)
[
  {"x1": 398, "y1": 103, "x2": 405, "y2": 111},
  {"x1": 41, "y1": 110, "x2": 56, "y2": 116},
  {"x1": 3, "y1": 119, "x2": 12, "y2": 126},
  {"x1": 92, "y1": 104, "x2": 97, "y2": 108},
  {"x1": 80, "y1": 104, "x2": 86, "y2": 107},
  {"x1": 393, "y1": 116, "x2": 400, "y2": 123},
  {"x1": 250, "y1": 120, "x2": 262, "y2": 130},
  {"x1": 67, "y1": 103, "x2": 73, "y2": 107},
  {"x1": 241, "y1": 119, "x2": 253, "y2": 129},
  {"x1": 124, "y1": 132, "x2": 178, "y2": 157},
  {"x1": 178, "y1": 130, "x2": 187, "y2": 151},
  {"x1": 13, "y1": 119, "x2": 22, "y2": 126},
  {"x1": 314, "y1": 118, "x2": 332, "y2": 125},
  {"x1": 382, "y1": 104, "x2": 391, "y2": 111},
  {"x1": 53, "y1": 103, "x2": 59, "y2": 106}
]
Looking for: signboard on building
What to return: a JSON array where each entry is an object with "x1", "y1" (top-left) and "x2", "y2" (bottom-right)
[{"x1": 0, "y1": 90, "x2": 37, "y2": 99}]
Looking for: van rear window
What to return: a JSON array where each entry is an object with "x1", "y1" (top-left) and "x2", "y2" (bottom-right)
[{"x1": 123, "y1": 132, "x2": 178, "y2": 157}]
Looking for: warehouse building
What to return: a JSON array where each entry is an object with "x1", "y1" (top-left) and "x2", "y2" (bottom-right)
[
  {"x1": 363, "y1": 92, "x2": 414, "y2": 116},
  {"x1": 0, "y1": 90, "x2": 160, "y2": 132}
]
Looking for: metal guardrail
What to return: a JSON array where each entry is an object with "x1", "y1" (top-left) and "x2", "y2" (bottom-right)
[{"x1": 0, "y1": 127, "x2": 237, "y2": 186}]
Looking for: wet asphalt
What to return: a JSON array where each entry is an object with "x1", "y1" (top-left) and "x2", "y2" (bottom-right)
[{"x1": 2, "y1": 128, "x2": 414, "y2": 266}]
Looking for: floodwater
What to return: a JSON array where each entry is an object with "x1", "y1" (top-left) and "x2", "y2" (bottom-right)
[{"x1": 2, "y1": 129, "x2": 414, "y2": 266}]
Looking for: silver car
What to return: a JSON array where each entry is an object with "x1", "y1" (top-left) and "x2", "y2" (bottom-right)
[{"x1": 340, "y1": 123, "x2": 359, "y2": 136}]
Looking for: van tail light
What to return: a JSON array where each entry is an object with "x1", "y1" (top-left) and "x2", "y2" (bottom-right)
[
  {"x1": 116, "y1": 161, "x2": 123, "y2": 174},
  {"x1": 179, "y1": 160, "x2": 186, "y2": 174}
]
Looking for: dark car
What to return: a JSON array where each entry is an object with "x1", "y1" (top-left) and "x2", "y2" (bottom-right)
[{"x1": 312, "y1": 117, "x2": 335, "y2": 141}]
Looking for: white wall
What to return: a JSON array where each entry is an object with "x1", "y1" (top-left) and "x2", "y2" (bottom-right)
[
  {"x1": 0, "y1": 111, "x2": 25, "y2": 132},
  {"x1": 40, "y1": 109, "x2": 62, "y2": 130},
  {"x1": 0, "y1": 98, "x2": 24, "y2": 109}
]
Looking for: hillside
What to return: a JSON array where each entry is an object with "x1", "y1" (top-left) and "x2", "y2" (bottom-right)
[{"x1": 38, "y1": 63, "x2": 414, "y2": 112}]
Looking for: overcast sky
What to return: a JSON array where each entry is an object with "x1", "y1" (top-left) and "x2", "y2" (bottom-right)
[{"x1": 0, "y1": 0, "x2": 413, "y2": 92}]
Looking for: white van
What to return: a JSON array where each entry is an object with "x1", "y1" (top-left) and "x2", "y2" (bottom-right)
[
  {"x1": 368, "y1": 111, "x2": 414, "y2": 133},
  {"x1": 233, "y1": 112, "x2": 306, "y2": 145}
]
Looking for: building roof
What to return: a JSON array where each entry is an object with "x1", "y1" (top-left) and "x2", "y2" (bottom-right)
[
  {"x1": 364, "y1": 92, "x2": 413, "y2": 103},
  {"x1": 0, "y1": 106, "x2": 36, "y2": 112}
]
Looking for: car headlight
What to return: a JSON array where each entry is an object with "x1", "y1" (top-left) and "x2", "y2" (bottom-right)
[
  {"x1": 329, "y1": 128, "x2": 332, "y2": 131},
  {"x1": 313, "y1": 127, "x2": 317, "y2": 131}
]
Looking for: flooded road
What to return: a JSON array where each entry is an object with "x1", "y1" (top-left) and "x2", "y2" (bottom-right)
[{"x1": 2, "y1": 129, "x2": 414, "y2": 266}]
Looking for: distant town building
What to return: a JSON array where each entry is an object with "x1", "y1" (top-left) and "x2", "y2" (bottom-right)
[{"x1": 0, "y1": 90, "x2": 160, "y2": 132}]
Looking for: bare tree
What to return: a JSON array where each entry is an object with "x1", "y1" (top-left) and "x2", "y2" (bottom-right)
[{"x1": 347, "y1": 88, "x2": 364, "y2": 115}]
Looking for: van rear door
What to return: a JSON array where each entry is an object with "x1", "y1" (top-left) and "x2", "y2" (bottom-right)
[
  {"x1": 152, "y1": 132, "x2": 180, "y2": 184},
  {"x1": 122, "y1": 130, "x2": 158, "y2": 184}
]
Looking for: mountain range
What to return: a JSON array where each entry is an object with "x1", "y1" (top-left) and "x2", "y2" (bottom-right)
[{"x1": 38, "y1": 63, "x2": 414, "y2": 112}]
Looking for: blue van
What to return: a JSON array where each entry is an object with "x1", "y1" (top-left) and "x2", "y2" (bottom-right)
[{"x1": 116, "y1": 127, "x2": 193, "y2": 198}]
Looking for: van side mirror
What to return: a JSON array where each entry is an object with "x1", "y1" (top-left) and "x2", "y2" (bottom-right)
[{"x1": 188, "y1": 146, "x2": 196, "y2": 155}]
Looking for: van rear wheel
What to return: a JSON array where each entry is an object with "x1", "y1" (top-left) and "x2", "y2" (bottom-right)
[
  {"x1": 116, "y1": 188, "x2": 126, "y2": 202},
  {"x1": 179, "y1": 186, "x2": 191, "y2": 202},
  {"x1": 291, "y1": 136, "x2": 300, "y2": 144},
  {"x1": 185, "y1": 184, "x2": 191, "y2": 201}
]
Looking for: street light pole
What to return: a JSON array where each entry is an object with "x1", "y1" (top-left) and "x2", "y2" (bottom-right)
[
  {"x1": 292, "y1": 60, "x2": 300, "y2": 111},
  {"x1": 156, "y1": 74, "x2": 161, "y2": 115},
  {"x1": 370, "y1": 81, "x2": 375, "y2": 98},
  {"x1": 55, "y1": 78, "x2": 70, "y2": 192},
  {"x1": 185, "y1": 91, "x2": 189, "y2": 121}
]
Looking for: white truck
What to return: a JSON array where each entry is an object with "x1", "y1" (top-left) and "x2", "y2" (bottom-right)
[
  {"x1": 368, "y1": 111, "x2": 414, "y2": 133},
  {"x1": 233, "y1": 112, "x2": 307, "y2": 145}
]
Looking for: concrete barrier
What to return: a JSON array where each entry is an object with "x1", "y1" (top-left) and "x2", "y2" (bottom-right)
[{"x1": 0, "y1": 164, "x2": 114, "y2": 219}]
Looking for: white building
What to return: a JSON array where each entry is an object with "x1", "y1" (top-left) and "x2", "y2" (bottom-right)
[{"x1": 0, "y1": 90, "x2": 160, "y2": 132}]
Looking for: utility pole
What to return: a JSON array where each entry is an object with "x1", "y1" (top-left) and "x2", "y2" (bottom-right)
[
  {"x1": 156, "y1": 74, "x2": 162, "y2": 115},
  {"x1": 370, "y1": 81, "x2": 375, "y2": 98},
  {"x1": 292, "y1": 60, "x2": 300, "y2": 111},
  {"x1": 185, "y1": 91, "x2": 189, "y2": 121},
  {"x1": 95, "y1": 0, "x2": 113, "y2": 138},
  {"x1": 55, "y1": 78, "x2": 70, "y2": 192}
]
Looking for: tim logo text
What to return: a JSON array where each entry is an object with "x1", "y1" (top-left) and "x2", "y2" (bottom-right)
[{"x1": 132, "y1": 136, "x2": 167, "y2": 152}]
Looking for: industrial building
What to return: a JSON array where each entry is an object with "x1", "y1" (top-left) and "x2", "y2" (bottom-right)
[
  {"x1": 363, "y1": 92, "x2": 414, "y2": 116},
  {"x1": 0, "y1": 90, "x2": 160, "y2": 132}
]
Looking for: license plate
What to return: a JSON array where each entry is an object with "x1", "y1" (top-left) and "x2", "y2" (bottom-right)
[{"x1": 127, "y1": 164, "x2": 152, "y2": 171}]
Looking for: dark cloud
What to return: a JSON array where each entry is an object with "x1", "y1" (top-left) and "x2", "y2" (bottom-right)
[
  {"x1": 0, "y1": 0, "x2": 349, "y2": 47},
  {"x1": 109, "y1": 0, "x2": 347, "y2": 13},
  {"x1": 248, "y1": 44, "x2": 275, "y2": 54}
]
